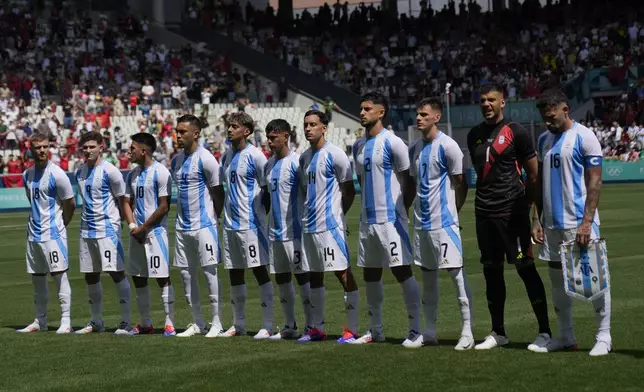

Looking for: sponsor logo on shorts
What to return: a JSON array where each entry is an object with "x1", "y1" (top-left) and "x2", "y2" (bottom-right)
[
  {"x1": 326, "y1": 262, "x2": 334, "y2": 268},
  {"x1": 252, "y1": 259, "x2": 258, "y2": 264},
  {"x1": 208, "y1": 257, "x2": 215, "y2": 263},
  {"x1": 151, "y1": 270, "x2": 157, "y2": 275}
]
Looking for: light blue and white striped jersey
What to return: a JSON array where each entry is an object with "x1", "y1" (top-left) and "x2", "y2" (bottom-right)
[
  {"x1": 353, "y1": 129, "x2": 409, "y2": 224},
  {"x1": 125, "y1": 161, "x2": 171, "y2": 235},
  {"x1": 76, "y1": 161, "x2": 125, "y2": 239},
  {"x1": 265, "y1": 151, "x2": 303, "y2": 241},
  {"x1": 220, "y1": 144, "x2": 268, "y2": 231},
  {"x1": 23, "y1": 162, "x2": 74, "y2": 242},
  {"x1": 409, "y1": 132, "x2": 463, "y2": 231},
  {"x1": 300, "y1": 142, "x2": 353, "y2": 233},
  {"x1": 537, "y1": 122, "x2": 601, "y2": 230},
  {"x1": 170, "y1": 146, "x2": 221, "y2": 232}
]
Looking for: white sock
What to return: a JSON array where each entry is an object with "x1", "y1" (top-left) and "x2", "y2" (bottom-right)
[
  {"x1": 180, "y1": 268, "x2": 205, "y2": 328},
  {"x1": 448, "y1": 268, "x2": 473, "y2": 338},
  {"x1": 365, "y1": 281, "x2": 384, "y2": 334},
  {"x1": 345, "y1": 290, "x2": 359, "y2": 334},
  {"x1": 549, "y1": 267, "x2": 574, "y2": 340},
  {"x1": 53, "y1": 272, "x2": 71, "y2": 327},
  {"x1": 279, "y1": 282, "x2": 296, "y2": 328},
  {"x1": 115, "y1": 279, "x2": 131, "y2": 325},
  {"x1": 401, "y1": 276, "x2": 422, "y2": 334},
  {"x1": 259, "y1": 281, "x2": 274, "y2": 332},
  {"x1": 422, "y1": 269, "x2": 439, "y2": 338},
  {"x1": 298, "y1": 282, "x2": 312, "y2": 329},
  {"x1": 464, "y1": 270, "x2": 474, "y2": 327},
  {"x1": 87, "y1": 281, "x2": 103, "y2": 324},
  {"x1": 32, "y1": 275, "x2": 48, "y2": 326},
  {"x1": 593, "y1": 291, "x2": 611, "y2": 343},
  {"x1": 203, "y1": 265, "x2": 222, "y2": 328},
  {"x1": 135, "y1": 285, "x2": 152, "y2": 327},
  {"x1": 161, "y1": 284, "x2": 175, "y2": 327},
  {"x1": 230, "y1": 284, "x2": 247, "y2": 330},
  {"x1": 310, "y1": 287, "x2": 326, "y2": 331}
]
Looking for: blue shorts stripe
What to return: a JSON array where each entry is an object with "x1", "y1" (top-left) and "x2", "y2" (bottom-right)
[
  {"x1": 155, "y1": 231, "x2": 170, "y2": 264},
  {"x1": 393, "y1": 217, "x2": 412, "y2": 253},
  {"x1": 445, "y1": 225, "x2": 463, "y2": 255},
  {"x1": 55, "y1": 237, "x2": 68, "y2": 261},
  {"x1": 330, "y1": 227, "x2": 349, "y2": 262},
  {"x1": 206, "y1": 225, "x2": 221, "y2": 262}
]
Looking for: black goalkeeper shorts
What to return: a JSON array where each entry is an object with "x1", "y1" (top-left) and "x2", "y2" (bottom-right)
[{"x1": 475, "y1": 211, "x2": 534, "y2": 265}]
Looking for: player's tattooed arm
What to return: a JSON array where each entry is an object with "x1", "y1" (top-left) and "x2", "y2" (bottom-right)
[
  {"x1": 400, "y1": 169, "x2": 416, "y2": 212},
  {"x1": 61, "y1": 197, "x2": 75, "y2": 227},
  {"x1": 452, "y1": 174, "x2": 467, "y2": 212},
  {"x1": 340, "y1": 180, "x2": 356, "y2": 215},
  {"x1": 576, "y1": 166, "x2": 602, "y2": 246},
  {"x1": 210, "y1": 185, "x2": 224, "y2": 219}
]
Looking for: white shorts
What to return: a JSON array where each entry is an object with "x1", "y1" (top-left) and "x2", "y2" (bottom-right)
[
  {"x1": 270, "y1": 239, "x2": 309, "y2": 274},
  {"x1": 303, "y1": 227, "x2": 349, "y2": 272},
  {"x1": 358, "y1": 219, "x2": 412, "y2": 268},
  {"x1": 539, "y1": 223, "x2": 601, "y2": 262},
  {"x1": 26, "y1": 237, "x2": 70, "y2": 274},
  {"x1": 128, "y1": 230, "x2": 171, "y2": 278},
  {"x1": 79, "y1": 233, "x2": 125, "y2": 273},
  {"x1": 174, "y1": 226, "x2": 221, "y2": 268},
  {"x1": 414, "y1": 224, "x2": 463, "y2": 270},
  {"x1": 223, "y1": 228, "x2": 269, "y2": 269}
]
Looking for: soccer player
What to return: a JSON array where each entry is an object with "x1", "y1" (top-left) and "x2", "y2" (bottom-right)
[
  {"x1": 122, "y1": 133, "x2": 176, "y2": 337},
  {"x1": 219, "y1": 112, "x2": 275, "y2": 339},
  {"x1": 532, "y1": 89, "x2": 611, "y2": 356},
  {"x1": 297, "y1": 109, "x2": 360, "y2": 343},
  {"x1": 264, "y1": 119, "x2": 313, "y2": 340},
  {"x1": 351, "y1": 92, "x2": 422, "y2": 346},
  {"x1": 74, "y1": 131, "x2": 132, "y2": 335},
  {"x1": 408, "y1": 98, "x2": 474, "y2": 350},
  {"x1": 466, "y1": 84, "x2": 552, "y2": 350},
  {"x1": 18, "y1": 134, "x2": 75, "y2": 334},
  {"x1": 170, "y1": 114, "x2": 224, "y2": 338}
]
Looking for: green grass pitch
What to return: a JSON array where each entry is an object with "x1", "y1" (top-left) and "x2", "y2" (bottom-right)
[{"x1": 1, "y1": 184, "x2": 643, "y2": 391}]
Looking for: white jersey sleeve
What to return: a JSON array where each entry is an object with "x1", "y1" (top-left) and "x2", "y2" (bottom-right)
[
  {"x1": 106, "y1": 164, "x2": 126, "y2": 198},
  {"x1": 202, "y1": 151, "x2": 221, "y2": 188},
  {"x1": 443, "y1": 137, "x2": 464, "y2": 175},
  {"x1": 581, "y1": 128, "x2": 603, "y2": 167},
  {"x1": 332, "y1": 146, "x2": 352, "y2": 184},
  {"x1": 390, "y1": 135, "x2": 410, "y2": 172}
]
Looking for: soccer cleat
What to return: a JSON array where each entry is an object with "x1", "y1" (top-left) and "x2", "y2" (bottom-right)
[
  {"x1": 350, "y1": 330, "x2": 385, "y2": 345},
  {"x1": 163, "y1": 325, "x2": 177, "y2": 337},
  {"x1": 268, "y1": 325, "x2": 301, "y2": 341},
  {"x1": 589, "y1": 340, "x2": 612, "y2": 357},
  {"x1": 127, "y1": 324, "x2": 154, "y2": 335},
  {"x1": 176, "y1": 323, "x2": 207, "y2": 338},
  {"x1": 337, "y1": 328, "x2": 359, "y2": 344},
  {"x1": 114, "y1": 321, "x2": 133, "y2": 335},
  {"x1": 217, "y1": 325, "x2": 246, "y2": 338},
  {"x1": 527, "y1": 333, "x2": 552, "y2": 352},
  {"x1": 253, "y1": 329, "x2": 272, "y2": 340},
  {"x1": 16, "y1": 320, "x2": 46, "y2": 333},
  {"x1": 533, "y1": 337, "x2": 577, "y2": 353},
  {"x1": 74, "y1": 321, "x2": 106, "y2": 334},
  {"x1": 298, "y1": 327, "x2": 326, "y2": 342},
  {"x1": 402, "y1": 331, "x2": 424, "y2": 348},
  {"x1": 454, "y1": 335, "x2": 475, "y2": 351},
  {"x1": 56, "y1": 325, "x2": 73, "y2": 334},
  {"x1": 205, "y1": 324, "x2": 224, "y2": 338},
  {"x1": 474, "y1": 332, "x2": 509, "y2": 350}
]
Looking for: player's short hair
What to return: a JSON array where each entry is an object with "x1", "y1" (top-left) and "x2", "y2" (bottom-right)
[
  {"x1": 418, "y1": 97, "x2": 443, "y2": 112},
  {"x1": 361, "y1": 91, "x2": 389, "y2": 116},
  {"x1": 29, "y1": 133, "x2": 49, "y2": 145},
  {"x1": 131, "y1": 132, "x2": 157, "y2": 153},
  {"x1": 479, "y1": 83, "x2": 506, "y2": 97},
  {"x1": 304, "y1": 110, "x2": 329, "y2": 125},
  {"x1": 227, "y1": 111, "x2": 255, "y2": 131},
  {"x1": 79, "y1": 131, "x2": 103, "y2": 146},
  {"x1": 536, "y1": 89, "x2": 569, "y2": 110},
  {"x1": 265, "y1": 119, "x2": 292, "y2": 135},
  {"x1": 176, "y1": 114, "x2": 204, "y2": 131}
]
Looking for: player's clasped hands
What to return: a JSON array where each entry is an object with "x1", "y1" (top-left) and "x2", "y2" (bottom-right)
[{"x1": 130, "y1": 225, "x2": 148, "y2": 244}]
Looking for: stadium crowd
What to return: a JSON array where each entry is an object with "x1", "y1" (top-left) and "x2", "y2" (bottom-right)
[
  {"x1": 1, "y1": 0, "x2": 643, "y2": 186},
  {"x1": 194, "y1": 0, "x2": 644, "y2": 105}
]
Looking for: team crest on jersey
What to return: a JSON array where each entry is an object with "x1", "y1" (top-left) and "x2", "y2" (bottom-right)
[{"x1": 498, "y1": 136, "x2": 505, "y2": 145}]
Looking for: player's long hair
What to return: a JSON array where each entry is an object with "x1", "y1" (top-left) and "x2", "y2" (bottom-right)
[{"x1": 227, "y1": 112, "x2": 255, "y2": 137}]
